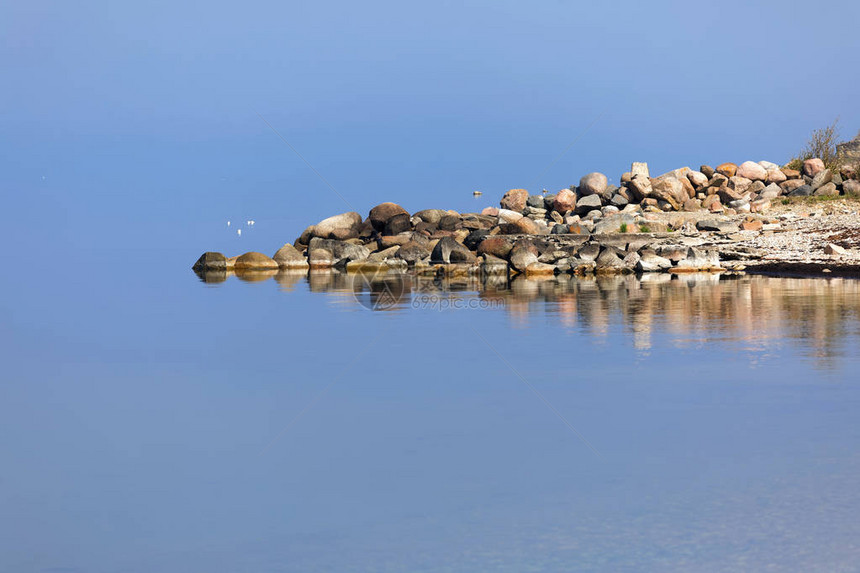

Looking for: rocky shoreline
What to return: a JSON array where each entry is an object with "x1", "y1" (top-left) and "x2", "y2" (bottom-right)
[{"x1": 193, "y1": 159, "x2": 860, "y2": 281}]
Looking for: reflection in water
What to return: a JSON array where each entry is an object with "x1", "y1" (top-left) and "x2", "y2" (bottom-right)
[{"x1": 196, "y1": 269, "x2": 860, "y2": 367}]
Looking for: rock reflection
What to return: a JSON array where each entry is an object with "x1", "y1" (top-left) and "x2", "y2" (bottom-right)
[{"x1": 200, "y1": 267, "x2": 860, "y2": 366}]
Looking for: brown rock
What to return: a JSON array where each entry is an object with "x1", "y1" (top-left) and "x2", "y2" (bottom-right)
[
  {"x1": 716, "y1": 162, "x2": 737, "y2": 178},
  {"x1": 368, "y1": 202, "x2": 409, "y2": 231},
  {"x1": 500, "y1": 188, "x2": 529, "y2": 212},
  {"x1": 477, "y1": 237, "x2": 514, "y2": 259},
  {"x1": 700, "y1": 165, "x2": 715, "y2": 178},
  {"x1": 741, "y1": 218, "x2": 763, "y2": 232},
  {"x1": 514, "y1": 216, "x2": 540, "y2": 234},
  {"x1": 481, "y1": 207, "x2": 499, "y2": 217},
  {"x1": 649, "y1": 176, "x2": 685, "y2": 210},
  {"x1": 272, "y1": 244, "x2": 308, "y2": 269},
  {"x1": 234, "y1": 251, "x2": 279, "y2": 270},
  {"x1": 628, "y1": 175, "x2": 652, "y2": 202},
  {"x1": 781, "y1": 168, "x2": 801, "y2": 179},
  {"x1": 552, "y1": 188, "x2": 576, "y2": 213}
]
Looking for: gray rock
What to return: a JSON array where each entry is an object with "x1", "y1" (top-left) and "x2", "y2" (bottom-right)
[
  {"x1": 595, "y1": 248, "x2": 627, "y2": 273},
  {"x1": 192, "y1": 251, "x2": 227, "y2": 271},
  {"x1": 759, "y1": 183, "x2": 782, "y2": 200},
  {"x1": 463, "y1": 229, "x2": 490, "y2": 251},
  {"x1": 431, "y1": 237, "x2": 475, "y2": 263},
  {"x1": 577, "y1": 243, "x2": 601, "y2": 262},
  {"x1": 610, "y1": 193, "x2": 629, "y2": 208},
  {"x1": 527, "y1": 195, "x2": 546, "y2": 209},
  {"x1": 813, "y1": 182, "x2": 838, "y2": 196},
  {"x1": 397, "y1": 241, "x2": 431, "y2": 263},
  {"x1": 308, "y1": 237, "x2": 370, "y2": 266},
  {"x1": 636, "y1": 250, "x2": 672, "y2": 272},
  {"x1": 675, "y1": 247, "x2": 721, "y2": 271},
  {"x1": 550, "y1": 224, "x2": 570, "y2": 234},
  {"x1": 843, "y1": 180, "x2": 860, "y2": 195},
  {"x1": 696, "y1": 219, "x2": 740, "y2": 233},
  {"x1": 575, "y1": 194, "x2": 603, "y2": 215},
  {"x1": 810, "y1": 169, "x2": 833, "y2": 191},
  {"x1": 789, "y1": 184, "x2": 813, "y2": 197},
  {"x1": 509, "y1": 241, "x2": 539, "y2": 271}
]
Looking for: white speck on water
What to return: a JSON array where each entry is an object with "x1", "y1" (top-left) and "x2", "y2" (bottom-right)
[
  {"x1": 237, "y1": 229, "x2": 242, "y2": 236},
  {"x1": 227, "y1": 221, "x2": 231, "y2": 227}
]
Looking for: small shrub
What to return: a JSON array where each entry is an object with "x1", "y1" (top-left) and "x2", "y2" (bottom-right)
[
  {"x1": 784, "y1": 157, "x2": 804, "y2": 172},
  {"x1": 639, "y1": 224, "x2": 651, "y2": 233},
  {"x1": 620, "y1": 222, "x2": 628, "y2": 233},
  {"x1": 791, "y1": 118, "x2": 843, "y2": 174}
]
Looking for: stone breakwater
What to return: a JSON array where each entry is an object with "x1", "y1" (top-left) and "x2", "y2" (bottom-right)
[{"x1": 194, "y1": 159, "x2": 860, "y2": 280}]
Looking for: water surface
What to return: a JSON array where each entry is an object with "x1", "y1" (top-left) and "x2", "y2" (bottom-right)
[{"x1": 3, "y1": 261, "x2": 860, "y2": 572}]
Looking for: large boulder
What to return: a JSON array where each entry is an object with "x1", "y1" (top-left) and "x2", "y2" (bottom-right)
[
  {"x1": 431, "y1": 236, "x2": 475, "y2": 263},
  {"x1": 311, "y1": 211, "x2": 363, "y2": 240},
  {"x1": 552, "y1": 188, "x2": 576, "y2": 213},
  {"x1": 368, "y1": 202, "x2": 409, "y2": 231},
  {"x1": 649, "y1": 177, "x2": 685, "y2": 210},
  {"x1": 716, "y1": 162, "x2": 737, "y2": 178},
  {"x1": 737, "y1": 161, "x2": 768, "y2": 181},
  {"x1": 500, "y1": 188, "x2": 529, "y2": 212},
  {"x1": 803, "y1": 158, "x2": 825, "y2": 177},
  {"x1": 192, "y1": 251, "x2": 227, "y2": 271},
  {"x1": 272, "y1": 244, "x2": 309, "y2": 269},
  {"x1": 579, "y1": 172, "x2": 608, "y2": 196},
  {"x1": 234, "y1": 251, "x2": 279, "y2": 270}
]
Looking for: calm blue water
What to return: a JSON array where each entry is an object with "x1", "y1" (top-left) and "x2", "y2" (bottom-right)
[{"x1": 3, "y1": 228, "x2": 860, "y2": 572}]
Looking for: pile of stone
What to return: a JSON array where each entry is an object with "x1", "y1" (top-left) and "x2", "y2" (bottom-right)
[{"x1": 193, "y1": 158, "x2": 860, "y2": 279}]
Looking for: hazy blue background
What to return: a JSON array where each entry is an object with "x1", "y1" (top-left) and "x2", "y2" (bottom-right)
[{"x1": 3, "y1": 0, "x2": 860, "y2": 258}]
